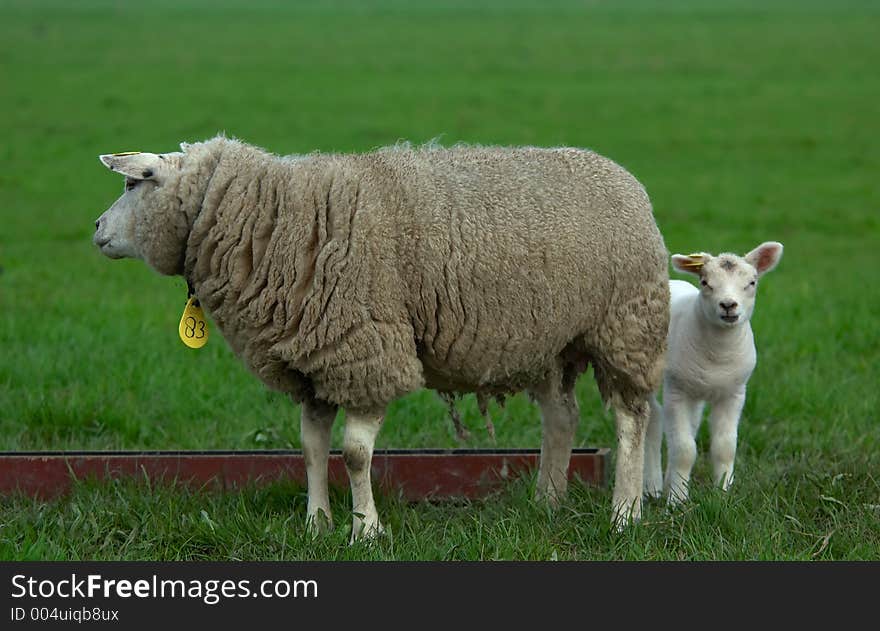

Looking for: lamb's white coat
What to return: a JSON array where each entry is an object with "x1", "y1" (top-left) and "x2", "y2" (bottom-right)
[{"x1": 643, "y1": 242, "x2": 783, "y2": 503}]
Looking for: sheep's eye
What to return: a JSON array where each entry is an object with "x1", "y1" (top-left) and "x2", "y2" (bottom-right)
[
  {"x1": 747, "y1": 279, "x2": 757, "y2": 288},
  {"x1": 700, "y1": 279, "x2": 711, "y2": 289},
  {"x1": 125, "y1": 179, "x2": 138, "y2": 191}
]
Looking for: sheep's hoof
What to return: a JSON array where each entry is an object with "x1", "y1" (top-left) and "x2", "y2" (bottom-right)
[
  {"x1": 349, "y1": 515, "x2": 385, "y2": 545},
  {"x1": 305, "y1": 509, "x2": 334, "y2": 536},
  {"x1": 534, "y1": 487, "x2": 565, "y2": 509},
  {"x1": 611, "y1": 499, "x2": 642, "y2": 532},
  {"x1": 534, "y1": 474, "x2": 568, "y2": 509}
]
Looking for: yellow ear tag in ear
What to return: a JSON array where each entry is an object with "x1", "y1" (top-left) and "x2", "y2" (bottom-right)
[
  {"x1": 681, "y1": 253, "x2": 705, "y2": 270},
  {"x1": 179, "y1": 296, "x2": 209, "y2": 349},
  {"x1": 111, "y1": 151, "x2": 142, "y2": 156}
]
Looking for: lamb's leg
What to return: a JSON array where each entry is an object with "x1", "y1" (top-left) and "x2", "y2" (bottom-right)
[
  {"x1": 643, "y1": 395, "x2": 664, "y2": 499},
  {"x1": 663, "y1": 388, "x2": 705, "y2": 505},
  {"x1": 533, "y1": 377, "x2": 579, "y2": 506},
  {"x1": 342, "y1": 410, "x2": 385, "y2": 543},
  {"x1": 708, "y1": 389, "x2": 745, "y2": 491},
  {"x1": 300, "y1": 398, "x2": 338, "y2": 532},
  {"x1": 611, "y1": 399, "x2": 649, "y2": 530}
]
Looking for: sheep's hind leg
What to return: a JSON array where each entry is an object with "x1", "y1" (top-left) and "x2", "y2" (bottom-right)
[
  {"x1": 300, "y1": 398, "x2": 338, "y2": 532},
  {"x1": 532, "y1": 375, "x2": 579, "y2": 506},
  {"x1": 643, "y1": 395, "x2": 664, "y2": 499},
  {"x1": 708, "y1": 389, "x2": 745, "y2": 491},
  {"x1": 611, "y1": 399, "x2": 650, "y2": 530},
  {"x1": 343, "y1": 410, "x2": 385, "y2": 543}
]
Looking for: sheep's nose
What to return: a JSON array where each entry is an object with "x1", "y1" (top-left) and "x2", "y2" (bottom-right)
[
  {"x1": 95, "y1": 218, "x2": 102, "y2": 231},
  {"x1": 720, "y1": 300, "x2": 738, "y2": 311}
]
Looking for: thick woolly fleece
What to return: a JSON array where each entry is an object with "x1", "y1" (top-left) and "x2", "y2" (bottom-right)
[{"x1": 133, "y1": 137, "x2": 669, "y2": 414}]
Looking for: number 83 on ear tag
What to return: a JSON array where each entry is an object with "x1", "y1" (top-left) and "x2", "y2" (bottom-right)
[{"x1": 179, "y1": 296, "x2": 209, "y2": 349}]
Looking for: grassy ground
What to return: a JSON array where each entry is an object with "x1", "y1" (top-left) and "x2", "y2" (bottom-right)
[{"x1": 0, "y1": 0, "x2": 878, "y2": 560}]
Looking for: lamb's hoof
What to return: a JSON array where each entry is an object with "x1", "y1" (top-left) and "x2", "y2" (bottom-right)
[
  {"x1": 643, "y1": 482, "x2": 663, "y2": 500},
  {"x1": 717, "y1": 474, "x2": 734, "y2": 492},
  {"x1": 665, "y1": 490, "x2": 688, "y2": 508}
]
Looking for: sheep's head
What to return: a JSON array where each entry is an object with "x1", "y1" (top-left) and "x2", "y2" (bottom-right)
[
  {"x1": 671, "y1": 241, "x2": 783, "y2": 328},
  {"x1": 94, "y1": 148, "x2": 189, "y2": 275}
]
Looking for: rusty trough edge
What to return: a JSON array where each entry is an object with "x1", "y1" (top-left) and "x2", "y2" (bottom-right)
[{"x1": 0, "y1": 448, "x2": 610, "y2": 501}]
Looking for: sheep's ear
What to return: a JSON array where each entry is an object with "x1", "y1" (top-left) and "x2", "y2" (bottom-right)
[
  {"x1": 98, "y1": 151, "x2": 164, "y2": 180},
  {"x1": 671, "y1": 253, "x2": 708, "y2": 276},
  {"x1": 745, "y1": 241, "x2": 783, "y2": 276}
]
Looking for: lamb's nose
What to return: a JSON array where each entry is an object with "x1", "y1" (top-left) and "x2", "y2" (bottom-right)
[
  {"x1": 720, "y1": 300, "x2": 738, "y2": 311},
  {"x1": 95, "y1": 218, "x2": 101, "y2": 230}
]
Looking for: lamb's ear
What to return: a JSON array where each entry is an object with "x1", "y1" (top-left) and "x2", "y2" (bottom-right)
[
  {"x1": 98, "y1": 152, "x2": 163, "y2": 180},
  {"x1": 745, "y1": 241, "x2": 783, "y2": 276},
  {"x1": 671, "y1": 253, "x2": 708, "y2": 276}
]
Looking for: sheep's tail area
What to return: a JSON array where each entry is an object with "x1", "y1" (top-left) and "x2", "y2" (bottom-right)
[
  {"x1": 590, "y1": 250, "x2": 669, "y2": 416},
  {"x1": 438, "y1": 391, "x2": 500, "y2": 442}
]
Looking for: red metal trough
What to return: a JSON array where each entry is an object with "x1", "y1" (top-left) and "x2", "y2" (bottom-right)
[{"x1": 0, "y1": 448, "x2": 609, "y2": 501}]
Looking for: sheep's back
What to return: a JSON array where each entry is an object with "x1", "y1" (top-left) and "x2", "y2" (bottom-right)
[
  {"x1": 187, "y1": 140, "x2": 667, "y2": 409},
  {"x1": 366, "y1": 146, "x2": 668, "y2": 394}
]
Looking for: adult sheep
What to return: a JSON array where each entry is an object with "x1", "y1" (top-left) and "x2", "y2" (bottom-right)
[{"x1": 93, "y1": 136, "x2": 669, "y2": 539}]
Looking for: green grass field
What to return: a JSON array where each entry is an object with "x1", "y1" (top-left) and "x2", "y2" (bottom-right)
[{"x1": 1, "y1": 0, "x2": 878, "y2": 560}]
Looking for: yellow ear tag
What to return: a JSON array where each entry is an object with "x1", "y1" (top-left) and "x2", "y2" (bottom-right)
[
  {"x1": 179, "y1": 296, "x2": 209, "y2": 349},
  {"x1": 111, "y1": 151, "x2": 142, "y2": 156},
  {"x1": 681, "y1": 253, "x2": 705, "y2": 270}
]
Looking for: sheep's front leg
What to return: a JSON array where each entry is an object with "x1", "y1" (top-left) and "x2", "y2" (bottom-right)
[
  {"x1": 708, "y1": 389, "x2": 745, "y2": 491},
  {"x1": 663, "y1": 387, "x2": 705, "y2": 505},
  {"x1": 533, "y1": 377, "x2": 580, "y2": 506},
  {"x1": 643, "y1": 395, "x2": 664, "y2": 499},
  {"x1": 611, "y1": 400, "x2": 649, "y2": 530},
  {"x1": 343, "y1": 410, "x2": 385, "y2": 543},
  {"x1": 300, "y1": 398, "x2": 338, "y2": 532}
]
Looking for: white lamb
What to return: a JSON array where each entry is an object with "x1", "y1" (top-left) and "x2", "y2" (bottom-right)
[{"x1": 643, "y1": 241, "x2": 783, "y2": 503}]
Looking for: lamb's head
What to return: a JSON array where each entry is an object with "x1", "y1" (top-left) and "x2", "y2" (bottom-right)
[
  {"x1": 671, "y1": 241, "x2": 783, "y2": 328},
  {"x1": 94, "y1": 148, "x2": 189, "y2": 275}
]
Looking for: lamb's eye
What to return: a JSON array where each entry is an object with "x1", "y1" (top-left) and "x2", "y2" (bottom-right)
[
  {"x1": 700, "y1": 279, "x2": 711, "y2": 289},
  {"x1": 747, "y1": 280, "x2": 757, "y2": 288},
  {"x1": 125, "y1": 179, "x2": 138, "y2": 191}
]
